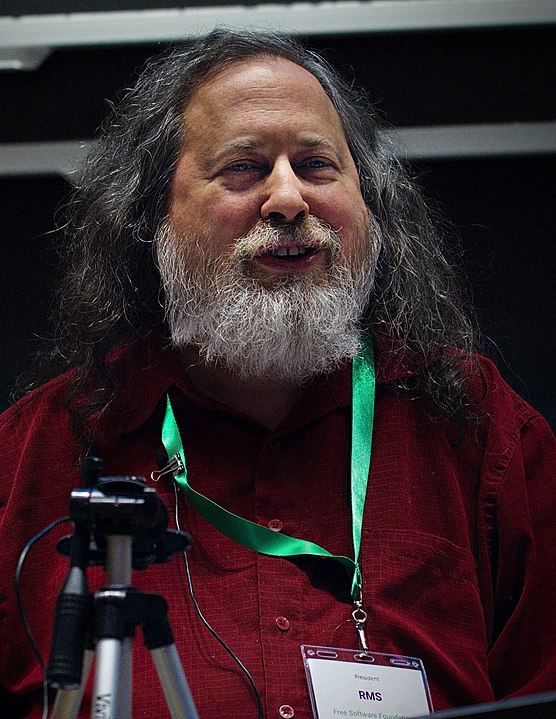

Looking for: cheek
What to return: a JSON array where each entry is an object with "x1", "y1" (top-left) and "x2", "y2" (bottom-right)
[
  {"x1": 205, "y1": 195, "x2": 262, "y2": 240},
  {"x1": 312, "y1": 186, "x2": 368, "y2": 235},
  {"x1": 169, "y1": 192, "x2": 259, "y2": 249}
]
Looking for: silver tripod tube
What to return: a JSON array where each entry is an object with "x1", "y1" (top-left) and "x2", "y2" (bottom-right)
[{"x1": 91, "y1": 535, "x2": 133, "y2": 719}]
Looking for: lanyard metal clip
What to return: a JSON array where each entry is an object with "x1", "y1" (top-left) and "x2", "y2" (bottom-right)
[
  {"x1": 352, "y1": 586, "x2": 369, "y2": 656},
  {"x1": 150, "y1": 454, "x2": 184, "y2": 482}
]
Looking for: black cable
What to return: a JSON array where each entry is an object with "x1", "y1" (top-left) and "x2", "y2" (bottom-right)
[
  {"x1": 172, "y1": 481, "x2": 264, "y2": 719},
  {"x1": 15, "y1": 515, "x2": 71, "y2": 719}
]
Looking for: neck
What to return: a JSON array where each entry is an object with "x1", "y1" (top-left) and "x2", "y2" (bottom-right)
[{"x1": 179, "y1": 346, "x2": 305, "y2": 430}]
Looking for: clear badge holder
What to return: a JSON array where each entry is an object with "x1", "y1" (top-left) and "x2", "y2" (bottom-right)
[{"x1": 301, "y1": 645, "x2": 433, "y2": 719}]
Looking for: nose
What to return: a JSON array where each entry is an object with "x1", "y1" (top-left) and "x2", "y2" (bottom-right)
[{"x1": 260, "y1": 160, "x2": 310, "y2": 224}]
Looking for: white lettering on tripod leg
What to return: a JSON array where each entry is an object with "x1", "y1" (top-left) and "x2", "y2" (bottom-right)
[{"x1": 94, "y1": 694, "x2": 112, "y2": 718}]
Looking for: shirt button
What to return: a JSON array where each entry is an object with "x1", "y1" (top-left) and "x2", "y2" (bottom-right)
[
  {"x1": 276, "y1": 616, "x2": 290, "y2": 631},
  {"x1": 268, "y1": 519, "x2": 283, "y2": 532},
  {"x1": 268, "y1": 439, "x2": 281, "y2": 450},
  {"x1": 278, "y1": 705, "x2": 295, "y2": 718}
]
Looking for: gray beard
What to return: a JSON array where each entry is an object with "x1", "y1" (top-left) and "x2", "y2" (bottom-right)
[{"x1": 155, "y1": 216, "x2": 378, "y2": 383}]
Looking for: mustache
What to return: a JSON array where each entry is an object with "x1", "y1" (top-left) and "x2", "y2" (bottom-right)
[{"x1": 231, "y1": 216, "x2": 342, "y2": 261}]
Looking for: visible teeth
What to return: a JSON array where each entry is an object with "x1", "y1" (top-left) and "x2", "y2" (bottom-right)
[{"x1": 272, "y1": 246, "x2": 308, "y2": 257}]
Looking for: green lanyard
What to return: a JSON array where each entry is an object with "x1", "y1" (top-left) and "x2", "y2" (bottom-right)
[{"x1": 161, "y1": 340, "x2": 375, "y2": 603}]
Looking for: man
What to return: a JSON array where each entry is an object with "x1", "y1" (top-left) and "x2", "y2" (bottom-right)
[{"x1": 0, "y1": 29, "x2": 554, "y2": 719}]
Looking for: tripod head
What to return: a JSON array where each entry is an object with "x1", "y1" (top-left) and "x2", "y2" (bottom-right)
[
  {"x1": 58, "y1": 473, "x2": 190, "y2": 570},
  {"x1": 47, "y1": 458, "x2": 191, "y2": 691}
]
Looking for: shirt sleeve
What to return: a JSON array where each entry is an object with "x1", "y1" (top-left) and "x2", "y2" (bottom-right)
[{"x1": 487, "y1": 406, "x2": 556, "y2": 698}]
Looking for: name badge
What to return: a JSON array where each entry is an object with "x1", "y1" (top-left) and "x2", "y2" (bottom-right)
[{"x1": 301, "y1": 645, "x2": 433, "y2": 719}]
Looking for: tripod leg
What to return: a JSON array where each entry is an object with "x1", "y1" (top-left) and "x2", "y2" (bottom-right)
[
  {"x1": 151, "y1": 644, "x2": 199, "y2": 719},
  {"x1": 90, "y1": 535, "x2": 133, "y2": 719},
  {"x1": 92, "y1": 638, "x2": 130, "y2": 719},
  {"x1": 117, "y1": 637, "x2": 133, "y2": 718},
  {"x1": 50, "y1": 649, "x2": 94, "y2": 719}
]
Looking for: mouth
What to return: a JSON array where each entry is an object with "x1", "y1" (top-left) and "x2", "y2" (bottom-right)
[
  {"x1": 264, "y1": 245, "x2": 318, "y2": 259},
  {"x1": 249, "y1": 243, "x2": 324, "y2": 277}
]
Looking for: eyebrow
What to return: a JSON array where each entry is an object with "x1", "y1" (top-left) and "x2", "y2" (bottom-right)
[
  {"x1": 218, "y1": 138, "x2": 265, "y2": 154},
  {"x1": 216, "y1": 134, "x2": 341, "y2": 159},
  {"x1": 297, "y1": 135, "x2": 339, "y2": 152},
  {"x1": 202, "y1": 138, "x2": 263, "y2": 172},
  {"x1": 202, "y1": 133, "x2": 346, "y2": 176}
]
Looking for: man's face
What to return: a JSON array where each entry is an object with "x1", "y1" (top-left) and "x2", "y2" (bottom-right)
[{"x1": 168, "y1": 56, "x2": 370, "y2": 286}]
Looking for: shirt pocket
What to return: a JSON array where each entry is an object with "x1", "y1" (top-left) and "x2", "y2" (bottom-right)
[{"x1": 360, "y1": 527, "x2": 488, "y2": 666}]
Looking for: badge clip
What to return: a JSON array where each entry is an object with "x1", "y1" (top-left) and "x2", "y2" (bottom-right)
[
  {"x1": 150, "y1": 454, "x2": 184, "y2": 482},
  {"x1": 352, "y1": 587, "x2": 369, "y2": 657}
]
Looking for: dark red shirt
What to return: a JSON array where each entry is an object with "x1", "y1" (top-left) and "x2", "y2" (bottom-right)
[{"x1": 1, "y1": 334, "x2": 555, "y2": 718}]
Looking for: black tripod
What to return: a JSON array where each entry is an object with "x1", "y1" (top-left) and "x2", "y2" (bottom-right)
[{"x1": 46, "y1": 461, "x2": 198, "y2": 719}]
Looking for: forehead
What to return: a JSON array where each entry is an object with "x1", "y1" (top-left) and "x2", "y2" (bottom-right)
[{"x1": 181, "y1": 56, "x2": 348, "y2": 144}]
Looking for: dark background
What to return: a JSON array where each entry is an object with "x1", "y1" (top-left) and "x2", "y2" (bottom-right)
[{"x1": 1, "y1": 16, "x2": 554, "y2": 426}]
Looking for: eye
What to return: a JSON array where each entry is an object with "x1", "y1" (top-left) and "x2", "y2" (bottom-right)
[
  {"x1": 228, "y1": 161, "x2": 259, "y2": 173},
  {"x1": 218, "y1": 159, "x2": 267, "y2": 190},
  {"x1": 301, "y1": 158, "x2": 329, "y2": 169},
  {"x1": 296, "y1": 156, "x2": 338, "y2": 181}
]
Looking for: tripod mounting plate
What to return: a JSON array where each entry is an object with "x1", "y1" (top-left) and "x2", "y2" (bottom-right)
[{"x1": 57, "y1": 475, "x2": 191, "y2": 569}]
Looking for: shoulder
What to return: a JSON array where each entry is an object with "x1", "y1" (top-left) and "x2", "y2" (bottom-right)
[
  {"x1": 466, "y1": 354, "x2": 555, "y2": 494},
  {"x1": 0, "y1": 333, "x2": 180, "y2": 476},
  {"x1": 469, "y1": 354, "x2": 552, "y2": 436},
  {"x1": 0, "y1": 369, "x2": 83, "y2": 526},
  {"x1": 0, "y1": 368, "x2": 79, "y2": 480},
  {"x1": 0, "y1": 369, "x2": 75, "y2": 436},
  {"x1": 0, "y1": 334, "x2": 163, "y2": 438}
]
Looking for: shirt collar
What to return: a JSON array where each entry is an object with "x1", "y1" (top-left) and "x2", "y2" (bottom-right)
[{"x1": 94, "y1": 330, "x2": 424, "y2": 437}]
